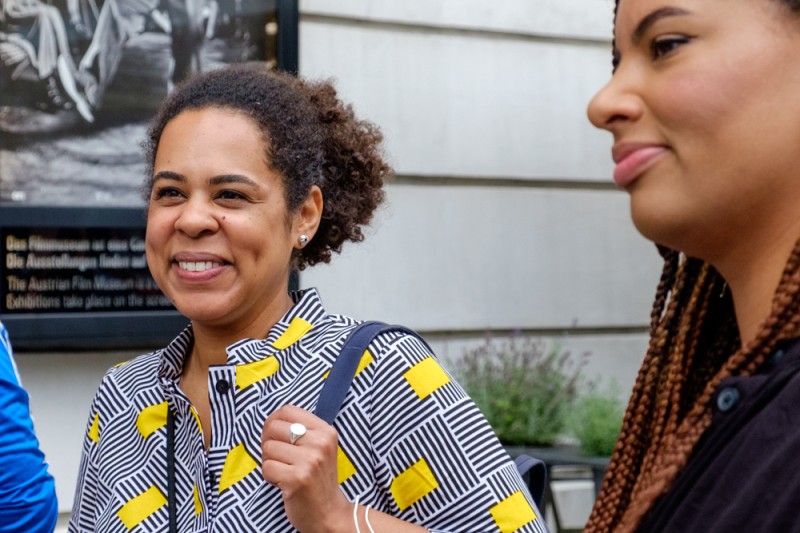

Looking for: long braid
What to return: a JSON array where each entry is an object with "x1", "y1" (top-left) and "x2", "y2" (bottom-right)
[
  {"x1": 629, "y1": 258, "x2": 700, "y2": 493},
  {"x1": 584, "y1": 250, "x2": 682, "y2": 531},
  {"x1": 584, "y1": 239, "x2": 800, "y2": 533}
]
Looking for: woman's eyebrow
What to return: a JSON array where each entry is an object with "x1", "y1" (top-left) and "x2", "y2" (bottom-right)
[
  {"x1": 631, "y1": 6, "x2": 691, "y2": 44},
  {"x1": 151, "y1": 172, "x2": 261, "y2": 188},
  {"x1": 209, "y1": 174, "x2": 260, "y2": 187},
  {"x1": 152, "y1": 171, "x2": 184, "y2": 183}
]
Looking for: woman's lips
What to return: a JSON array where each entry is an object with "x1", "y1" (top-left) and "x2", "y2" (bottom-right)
[
  {"x1": 172, "y1": 254, "x2": 228, "y2": 281},
  {"x1": 173, "y1": 261, "x2": 227, "y2": 282},
  {"x1": 612, "y1": 145, "x2": 668, "y2": 188},
  {"x1": 178, "y1": 260, "x2": 220, "y2": 272}
]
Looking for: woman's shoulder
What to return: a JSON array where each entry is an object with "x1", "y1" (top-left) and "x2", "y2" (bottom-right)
[
  {"x1": 95, "y1": 350, "x2": 164, "y2": 398},
  {"x1": 99, "y1": 326, "x2": 190, "y2": 389},
  {"x1": 319, "y1": 317, "x2": 437, "y2": 365}
]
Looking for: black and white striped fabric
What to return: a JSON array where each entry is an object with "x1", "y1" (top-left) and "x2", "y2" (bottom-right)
[{"x1": 69, "y1": 288, "x2": 547, "y2": 532}]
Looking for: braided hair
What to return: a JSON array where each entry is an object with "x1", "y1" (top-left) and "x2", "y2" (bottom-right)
[
  {"x1": 586, "y1": 242, "x2": 800, "y2": 532},
  {"x1": 584, "y1": 1, "x2": 800, "y2": 530}
]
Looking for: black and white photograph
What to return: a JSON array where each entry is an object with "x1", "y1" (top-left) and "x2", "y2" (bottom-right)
[{"x1": 0, "y1": 0, "x2": 284, "y2": 207}]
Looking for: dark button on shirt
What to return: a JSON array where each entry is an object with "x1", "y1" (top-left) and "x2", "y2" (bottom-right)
[
  {"x1": 215, "y1": 379, "x2": 230, "y2": 394},
  {"x1": 715, "y1": 386, "x2": 740, "y2": 412},
  {"x1": 769, "y1": 348, "x2": 786, "y2": 367}
]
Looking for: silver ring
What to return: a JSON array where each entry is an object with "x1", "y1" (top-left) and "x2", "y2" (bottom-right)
[{"x1": 289, "y1": 422, "x2": 307, "y2": 445}]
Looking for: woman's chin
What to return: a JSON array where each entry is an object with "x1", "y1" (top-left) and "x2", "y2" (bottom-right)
[
  {"x1": 630, "y1": 194, "x2": 688, "y2": 249},
  {"x1": 174, "y1": 301, "x2": 237, "y2": 328}
]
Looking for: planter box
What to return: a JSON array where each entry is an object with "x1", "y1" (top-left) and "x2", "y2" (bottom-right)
[{"x1": 505, "y1": 445, "x2": 609, "y2": 494}]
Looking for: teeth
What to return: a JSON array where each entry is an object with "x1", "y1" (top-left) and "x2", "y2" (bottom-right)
[{"x1": 178, "y1": 261, "x2": 216, "y2": 272}]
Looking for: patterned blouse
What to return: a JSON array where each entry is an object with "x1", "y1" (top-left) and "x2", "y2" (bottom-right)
[{"x1": 69, "y1": 288, "x2": 546, "y2": 532}]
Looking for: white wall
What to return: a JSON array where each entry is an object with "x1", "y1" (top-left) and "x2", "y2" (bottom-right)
[
  {"x1": 305, "y1": 185, "x2": 657, "y2": 330},
  {"x1": 298, "y1": 0, "x2": 659, "y2": 385},
  {"x1": 299, "y1": 0, "x2": 616, "y2": 181},
  {"x1": 12, "y1": 0, "x2": 662, "y2": 519}
]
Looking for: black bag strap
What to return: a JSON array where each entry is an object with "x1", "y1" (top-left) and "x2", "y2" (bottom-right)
[
  {"x1": 166, "y1": 407, "x2": 177, "y2": 533},
  {"x1": 314, "y1": 320, "x2": 548, "y2": 510},
  {"x1": 513, "y1": 454, "x2": 548, "y2": 511},
  {"x1": 315, "y1": 321, "x2": 422, "y2": 425}
]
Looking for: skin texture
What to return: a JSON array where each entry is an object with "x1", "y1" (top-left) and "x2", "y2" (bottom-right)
[
  {"x1": 587, "y1": 0, "x2": 800, "y2": 344},
  {"x1": 146, "y1": 107, "x2": 424, "y2": 533},
  {"x1": 147, "y1": 108, "x2": 318, "y2": 339}
]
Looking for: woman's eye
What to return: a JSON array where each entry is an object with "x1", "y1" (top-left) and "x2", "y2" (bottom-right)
[
  {"x1": 217, "y1": 190, "x2": 248, "y2": 201},
  {"x1": 153, "y1": 187, "x2": 183, "y2": 200},
  {"x1": 650, "y1": 36, "x2": 691, "y2": 60}
]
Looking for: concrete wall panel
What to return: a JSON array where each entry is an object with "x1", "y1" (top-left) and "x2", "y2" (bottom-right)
[
  {"x1": 301, "y1": 0, "x2": 615, "y2": 41},
  {"x1": 301, "y1": 184, "x2": 662, "y2": 330},
  {"x1": 299, "y1": 20, "x2": 616, "y2": 180}
]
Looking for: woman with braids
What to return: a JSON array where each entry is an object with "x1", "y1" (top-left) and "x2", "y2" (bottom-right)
[
  {"x1": 585, "y1": 0, "x2": 800, "y2": 531},
  {"x1": 68, "y1": 65, "x2": 544, "y2": 532}
]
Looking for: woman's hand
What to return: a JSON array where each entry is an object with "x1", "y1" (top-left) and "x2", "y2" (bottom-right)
[{"x1": 261, "y1": 404, "x2": 351, "y2": 532}]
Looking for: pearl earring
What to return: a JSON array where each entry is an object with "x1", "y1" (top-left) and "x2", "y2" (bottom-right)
[{"x1": 298, "y1": 234, "x2": 309, "y2": 247}]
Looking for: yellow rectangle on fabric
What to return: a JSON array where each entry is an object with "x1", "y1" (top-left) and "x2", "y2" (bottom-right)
[
  {"x1": 236, "y1": 356, "x2": 280, "y2": 390},
  {"x1": 404, "y1": 357, "x2": 451, "y2": 400},
  {"x1": 117, "y1": 486, "x2": 167, "y2": 530},
  {"x1": 192, "y1": 485, "x2": 203, "y2": 516},
  {"x1": 219, "y1": 444, "x2": 259, "y2": 493},
  {"x1": 337, "y1": 446, "x2": 356, "y2": 484},
  {"x1": 136, "y1": 402, "x2": 168, "y2": 439},
  {"x1": 190, "y1": 406, "x2": 203, "y2": 433},
  {"x1": 490, "y1": 491, "x2": 537, "y2": 533},
  {"x1": 272, "y1": 317, "x2": 313, "y2": 350},
  {"x1": 356, "y1": 349, "x2": 374, "y2": 375},
  {"x1": 322, "y1": 350, "x2": 374, "y2": 380},
  {"x1": 88, "y1": 413, "x2": 100, "y2": 443},
  {"x1": 390, "y1": 458, "x2": 439, "y2": 511}
]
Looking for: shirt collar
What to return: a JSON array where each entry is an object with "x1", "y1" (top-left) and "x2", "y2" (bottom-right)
[{"x1": 158, "y1": 287, "x2": 327, "y2": 378}]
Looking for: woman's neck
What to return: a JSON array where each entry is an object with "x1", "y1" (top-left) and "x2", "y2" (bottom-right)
[
  {"x1": 186, "y1": 291, "x2": 296, "y2": 370},
  {"x1": 715, "y1": 227, "x2": 799, "y2": 347}
]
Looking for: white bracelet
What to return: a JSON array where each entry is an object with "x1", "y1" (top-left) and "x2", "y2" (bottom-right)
[
  {"x1": 364, "y1": 504, "x2": 375, "y2": 533},
  {"x1": 353, "y1": 495, "x2": 361, "y2": 533}
]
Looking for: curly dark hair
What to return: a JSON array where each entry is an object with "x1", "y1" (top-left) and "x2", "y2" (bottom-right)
[{"x1": 142, "y1": 65, "x2": 391, "y2": 270}]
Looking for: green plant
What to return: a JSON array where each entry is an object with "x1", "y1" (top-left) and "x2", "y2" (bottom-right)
[
  {"x1": 451, "y1": 336, "x2": 585, "y2": 447},
  {"x1": 569, "y1": 379, "x2": 625, "y2": 457}
]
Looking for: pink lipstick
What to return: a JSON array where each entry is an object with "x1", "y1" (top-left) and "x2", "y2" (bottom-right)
[{"x1": 612, "y1": 145, "x2": 667, "y2": 188}]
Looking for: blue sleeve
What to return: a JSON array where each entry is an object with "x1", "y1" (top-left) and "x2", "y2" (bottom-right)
[{"x1": 0, "y1": 323, "x2": 58, "y2": 532}]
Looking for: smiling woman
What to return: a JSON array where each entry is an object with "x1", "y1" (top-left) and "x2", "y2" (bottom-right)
[
  {"x1": 584, "y1": 0, "x2": 800, "y2": 532},
  {"x1": 145, "y1": 107, "x2": 309, "y2": 340},
  {"x1": 67, "y1": 66, "x2": 545, "y2": 533}
]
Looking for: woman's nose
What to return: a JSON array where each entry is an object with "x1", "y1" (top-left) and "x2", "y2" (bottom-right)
[
  {"x1": 586, "y1": 71, "x2": 642, "y2": 132},
  {"x1": 174, "y1": 198, "x2": 220, "y2": 237}
]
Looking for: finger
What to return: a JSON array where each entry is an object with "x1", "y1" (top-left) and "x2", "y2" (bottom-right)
[
  {"x1": 262, "y1": 419, "x2": 296, "y2": 444},
  {"x1": 262, "y1": 444, "x2": 327, "y2": 490},
  {"x1": 262, "y1": 462, "x2": 316, "y2": 500},
  {"x1": 262, "y1": 420, "x2": 317, "y2": 452},
  {"x1": 262, "y1": 456, "x2": 291, "y2": 480},
  {"x1": 262, "y1": 408, "x2": 332, "y2": 447},
  {"x1": 269, "y1": 404, "x2": 323, "y2": 427},
  {"x1": 262, "y1": 423, "x2": 337, "y2": 468}
]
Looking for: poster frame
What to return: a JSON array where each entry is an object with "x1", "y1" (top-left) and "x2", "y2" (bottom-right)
[{"x1": 0, "y1": 0, "x2": 299, "y2": 350}]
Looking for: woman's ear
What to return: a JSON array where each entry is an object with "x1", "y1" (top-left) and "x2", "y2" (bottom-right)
[{"x1": 294, "y1": 185, "x2": 323, "y2": 247}]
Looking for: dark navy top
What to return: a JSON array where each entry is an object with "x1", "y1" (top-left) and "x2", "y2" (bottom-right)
[{"x1": 640, "y1": 338, "x2": 800, "y2": 532}]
